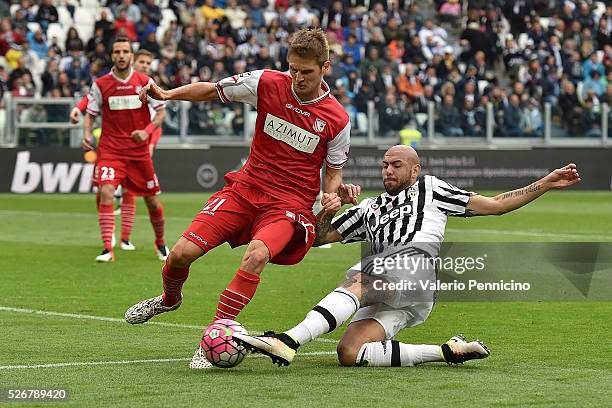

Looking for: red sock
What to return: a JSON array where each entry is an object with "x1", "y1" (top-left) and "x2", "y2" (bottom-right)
[
  {"x1": 98, "y1": 203, "x2": 114, "y2": 250},
  {"x1": 161, "y1": 262, "x2": 189, "y2": 307},
  {"x1": 121, "y1": 193, "x2": 136, "y2": 241},
  {"x1": 148, "y1": 203, "x2": 165, "y2": 246},
  {"x1": 215, "y1": 269, "x2": 260, "y2": 321}
]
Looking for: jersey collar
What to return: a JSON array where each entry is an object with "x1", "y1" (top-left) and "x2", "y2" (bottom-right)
[
  {"x1": 111, "y1": 67, "x2": 134, "y2": 83},
  {"x1": 291, "y1": 79, "x2": 330, "y2": 106}
]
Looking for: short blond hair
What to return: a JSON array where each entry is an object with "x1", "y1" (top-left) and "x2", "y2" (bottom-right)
[{"x1": 288, "y1": 28, "x2": 329, "y2": 67}]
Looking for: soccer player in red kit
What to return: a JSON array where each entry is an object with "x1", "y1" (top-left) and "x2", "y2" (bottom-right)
[
  {"x1": 124, "y1": 28, "x2": 360, "y2": 369},
  {"x1": 72, "y1": 49, "x2": 166, "y2": 255},
  {"x1": 81, "y1": 37, "x2": 169, "y2": 262}
]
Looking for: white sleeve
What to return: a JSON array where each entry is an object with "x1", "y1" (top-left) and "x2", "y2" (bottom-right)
[
  {"x1": 331, "y1": 198, "x2": 370, "y2": 244},
  {"x1": 147, "y1": 78, "x2": 165, "y2": 111},
  {"x1": 86, "y1": 82, "x2": 102, "y2": 116},
  {"x1": 430, "y1": 176, "x2": 475, "y2": 217},
  {"x1": 326, "y1": 120, "x2": 351, "y2": 169},
  {"x1": 215, "y1": 70, "x2": 264, "y2": 108}
]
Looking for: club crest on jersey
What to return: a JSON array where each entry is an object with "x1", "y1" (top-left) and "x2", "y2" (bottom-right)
[
  {"x1": 370, "y1": 203, "x2": 379, "y2": 210},
  {"x1": 313, "y1": 118, "x2": 327, "y2": 133}
]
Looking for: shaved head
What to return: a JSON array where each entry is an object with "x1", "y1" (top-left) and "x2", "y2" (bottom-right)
[
  {"x1": 385, "y1": 145, "x2": 420, "y2": 165},
  {"x1": 382, "y1": 145, "x2": 421, "y2": 195}
]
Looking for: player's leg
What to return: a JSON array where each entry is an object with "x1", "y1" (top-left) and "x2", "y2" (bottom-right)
[
  {"x1": 126, "y1": 186, "x2": 253, "y2": 324},
  {"x1": 339, "y1": 310, "x2": 489, "y2": 367},
  {"x1": 233, "y1": 273, "x2": 363, "y2": 365},
  {"x1": 124, "y1": 237, "x2": 205, "y2": 324},
  {"x1": 96, "y1": 184, "x2": 117, "y2": 262},
  {"x1": 119, "y1": 188, "x2": 136, "y2": 250},
  {"x1": 213, "y1": 220, "x2": 295, "y2": 321},
  {"x1": 143, "y1": 194, "x2": 167, "y2": 260}
]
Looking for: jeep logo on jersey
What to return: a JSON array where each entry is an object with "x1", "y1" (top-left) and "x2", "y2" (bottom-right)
[
  {"x1": 313, "y1": 118, "x2": 327, "y2": 133},
  {"x1": 368, "y1": 203, "x2": 414, "y2": 231},
  {"x1": 263, "y1": 113, "x2": 320, "y2": 153}
]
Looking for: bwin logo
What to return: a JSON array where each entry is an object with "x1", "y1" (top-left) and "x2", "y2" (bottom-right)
[
  {"x1": 10, "y1": 151, "x2": 94, "y2": 193},
  {"x1": 369, "y1": 203, "x2": 414, "y2": 231}
]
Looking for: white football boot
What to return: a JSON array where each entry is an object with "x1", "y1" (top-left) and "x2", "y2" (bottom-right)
[
  {"x1": 95, "y1": 248, "x2": 115, "y2": 262},
  {"x1": 156, "y1": 244, "x2": 169, "y2": 261},
  {"x1": 233, "y1": 331, "x2": 297, "y2": 366},
  {"x1": 120, "y1": 239, "x2": 136, "y2": 250},
  {"x1": 189, "y1": 345, "x2": 213, "y2": 369},
  {"x1": 441, "y1": 334, "x2": 490, "y2": 365}
]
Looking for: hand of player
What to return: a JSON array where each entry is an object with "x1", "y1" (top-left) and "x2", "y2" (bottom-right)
[
  {"x1": 69, "y1": 107, "x2": 81, "y2": 124},
  {"x1": 131, "y1": 130, "x2": 149, "y2": 143},
  {"x1": 81, "y1": 134, "x2": 94, "y2": 151},
  {"x1": 139, "y1": 82, "x2": 166, "y2": 104},
  {"x1": 321, "y1": 192, "x2": 342, "y2": 215},
  {"x1": 544, "y1": 163, "x2": 581, "y2": 189},
  {"x1": 338, "y1": 183, "x2": 361, "y2": 205}
]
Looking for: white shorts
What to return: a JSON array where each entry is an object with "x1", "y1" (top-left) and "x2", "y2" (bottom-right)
[
  {"x1": 346, "y1": 245, "x2": 436, "y2": 339},
  {"x1": 350, "y1": 301, "x2": 433, "y2": 340}
]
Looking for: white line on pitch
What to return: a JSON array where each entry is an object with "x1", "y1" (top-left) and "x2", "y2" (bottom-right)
[
  {"x1": 0, "y1": 306, "x2": 337, "y2": 344},
  {"x1": 0, "y1": 352, "x2": 337, "y2": 370}
]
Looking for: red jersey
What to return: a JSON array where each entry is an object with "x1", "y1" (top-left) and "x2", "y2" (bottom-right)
[
  {"x1": 86, "y1": 68, "x2": 164, "y2": 160},
  {"x1": 215, "y1": 70, "x2": 351, "y2": 210}
]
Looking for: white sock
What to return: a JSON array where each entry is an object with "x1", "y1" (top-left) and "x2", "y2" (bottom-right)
[
  {"x1": 285, "y1": 287, "x2": 360, "y2": 346},
  {"x1": 356, "y1": 341, "x2": 443, "y2": 367}
]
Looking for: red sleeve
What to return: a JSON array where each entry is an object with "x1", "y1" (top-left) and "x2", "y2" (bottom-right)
[{"x1": 75, "y1": 95, "x2": 88, "y2": 113}]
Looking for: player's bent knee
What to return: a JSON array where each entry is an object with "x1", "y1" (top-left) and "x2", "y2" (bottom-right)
[
  {"x1": 240, "y1": 242, "x2": 270, "y2": 272},
  {"x1": 336, "y1": 342, "x2": 360, "y2": 367},
  {"x1": 168, "y1": 241, "x2": 202, "y2": 268}
]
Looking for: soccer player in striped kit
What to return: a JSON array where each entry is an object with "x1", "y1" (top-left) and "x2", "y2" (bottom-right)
[{"x1": 234, "y1": 145, "x2": 581, "y2": 367}]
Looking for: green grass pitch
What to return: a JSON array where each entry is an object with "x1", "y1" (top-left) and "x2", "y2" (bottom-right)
[{"x1": 0, "y1": 192, "x2": 611, "y2": 407}]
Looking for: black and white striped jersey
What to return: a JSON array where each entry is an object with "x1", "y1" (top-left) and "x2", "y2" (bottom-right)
[{"x1": 331, "y1": 175, "x2": 475, "y2": 255}]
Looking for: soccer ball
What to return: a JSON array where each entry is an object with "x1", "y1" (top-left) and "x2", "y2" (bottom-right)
[{"x1": 200, "y1": 319, "x2": 248, "y2": 368}]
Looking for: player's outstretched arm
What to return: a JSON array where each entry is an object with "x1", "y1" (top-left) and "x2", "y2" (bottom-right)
[
  {"x1": 139, "y1": 81, "x2": 219, "y2": 103},
  {"x1": 314, "y1": 193, "x2": 343, "y2": 246},
  {"x1": 465, "y1": 163, "x2": 581, "y2": 216}
]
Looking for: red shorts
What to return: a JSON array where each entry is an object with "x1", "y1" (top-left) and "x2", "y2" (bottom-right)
[
  {"x1": 93, "y1": 158, "x2": 160, "y2": 196},
  {"x1": 182, "y1": 182, "x2": 316, "y2": 265}
]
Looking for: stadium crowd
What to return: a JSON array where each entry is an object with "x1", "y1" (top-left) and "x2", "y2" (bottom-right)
[{"x1": 0, "y1": 0, "x2": 610, "y2": 140}]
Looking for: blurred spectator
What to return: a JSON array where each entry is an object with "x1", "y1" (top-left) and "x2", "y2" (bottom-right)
[
  {"x1": 579, "y1": 98, "x2": 601, "y2": 137},
  {"x1": 114, "y1": 9, "x2": 138, "y2": 41},
  {"x1": 119, "y1": 0, "x2": 141, "y2": 23},
  {"x1": 503, "y1": 94, "x2": 524, "y2": 137},
  {"x1": 136, "y1": 14, "x2": 156, "y2": 43},
  {"x1": 437, "y1": 94, "x2": 463, "y2": 136},
  {"x1": 65, "y1": 27, "x2": 84, "y2": 53},
  {"x1": 522, "y1": 98, "x2": 543, "y2": 137},
  {"x1": 461, "y1": 97, "x2": 483, "y2": 136},
  {"x1": 27, "y1": 29, "x2": 49, "y2": 59},
  {"x1": 36, "y1": 0, "x2": 58, "y2": 33},
  {"x1": 379, "y1": 92, "x2": 409, "y2": 137},
  {"x1": 140, "y1": 31, "x2": 160, "y2": 58},
  {"x1": 140, "y1": 0, "x2": 162, "y2": 26}
]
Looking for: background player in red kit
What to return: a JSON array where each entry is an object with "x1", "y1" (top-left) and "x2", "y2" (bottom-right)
[
  {"x1": 72, "y1": 49, "x2": 166, "y2": 255},
  {"x1": 124, "y1": 28, "x2": 360, "y2": 369},
  {"x1": 81, "y1": 37, "x2": 168, "y2": 262}
]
